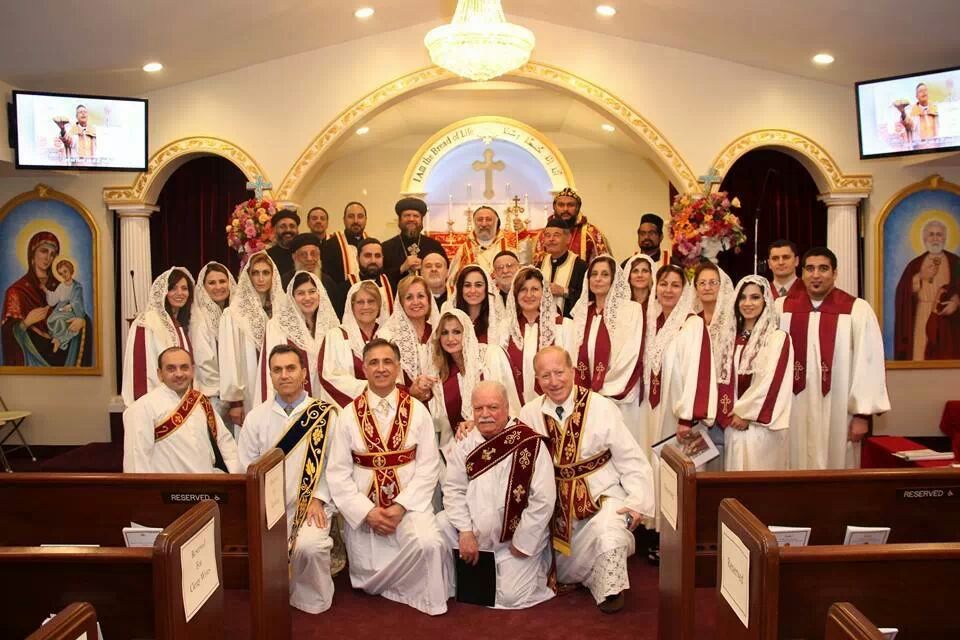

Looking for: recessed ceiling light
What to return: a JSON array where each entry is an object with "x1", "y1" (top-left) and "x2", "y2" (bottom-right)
[
  {"x1": 356, "y1": 126, "x2": 370, "y2": 135},
  {"x1": 812, "y1": 53, "x2": 834, "y2": 66},
  {"x1": 142, "y1": 62, "x2": 163, "y2": 73},
  {"x1": 596, "y1": 5, "x2": 617, "y2": 17},
  {"x1": 601, "y1": 123, "x2": 616, "y2": 133},
  {"x1": 354, "y1": 7, "x2": 375, "y2": 19}
]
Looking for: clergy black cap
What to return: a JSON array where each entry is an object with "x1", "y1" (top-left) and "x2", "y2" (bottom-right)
[
  {"x1": 289, "y1": 233, "x2": 322, "y2": 252},
  {"x1": 639, "y1": 213, "x2": 664, "y2": 233},
  {"x1": 395, "y1": 197, "x2": 428, "y2": 217},
  {"x1": 272, "y1": 209, "x2": 301, "y2": 227}
]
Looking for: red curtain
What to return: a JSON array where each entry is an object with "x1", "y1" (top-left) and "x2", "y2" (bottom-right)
[
  {"x1": 716, "y1": 149, "x2": 827, "y2": 283},
  {"x1": 150, "y1": 156, "x2": 247, "y2": 278}
]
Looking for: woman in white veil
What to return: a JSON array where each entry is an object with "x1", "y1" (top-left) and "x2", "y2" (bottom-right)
[
  {"x1": 318, "y1": 280, "x2": 389, "y2": 407},
  {"x1": 219, "y1": 252, "x2": 286, "y2": 426},
  {"x1": 256, "y1": 270, "x2": 339, "y2": 405},
  {"x1": 442, "y1": 264, "x2": 508, "y2": 347},
  {"x1": 721, "y1": 275, "x2": 793, "y2": 471},
  {"x1": 377, "y1": 274, "x2": 440, "y2": 391},
  {"x1": 190, "y1": 262, "x2": 236, "y2": 421},
  {"x1": 122, "y1": 266, "x2": 195, "y2": 406}
]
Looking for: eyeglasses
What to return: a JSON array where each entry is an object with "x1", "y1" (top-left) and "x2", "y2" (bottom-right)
[{"x1": 696, "y1": 280, "x2": 720, "y2": 288}]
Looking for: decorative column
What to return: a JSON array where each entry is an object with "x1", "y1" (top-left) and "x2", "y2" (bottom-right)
[
  {"x1": 112, "y1": 205, "x2": 158, "y2": 355},
  {"x1": 818, "y1": 193, "x2": 868, "y2": 296}
]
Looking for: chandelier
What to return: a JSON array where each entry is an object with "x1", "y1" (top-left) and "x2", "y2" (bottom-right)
[{"x1": 424, "y1": 0, "x2": 535, "y2": 82}]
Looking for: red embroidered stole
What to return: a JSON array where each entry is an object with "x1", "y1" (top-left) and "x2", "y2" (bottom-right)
[
  {"x1": 350, "y1": 389, "x2": 418, "y2": 508},
  {"x1": 717, "y1": 336, "x2": 747, "y2": 427},
  {"x1": 575, "y1": 305, "x2": 611, "y2": 392},
  {"x1": 543, "y1": 386, "x2": 611, "y2": 555},
  {"x1": 336, "y1": 232, "x2": 354, "y2": 278},
  {"x1": 442, "y1": 362, "x2": 463, "y2": 425},
  {"x1": 154, "y1": 389, "x2": 217, "y2": 442},
  {"x1": 649, "y1": 314, "x2": 667, "y2": 408},
  {"x1": 783, "y1": 288, "x2": 855, "y2": 395},
  {"x1": 465, "y1": 422, "x2": 545, "y2": 543},
  {"x1": 506, "y1": 320, "x2": 528, "y2": 400}
]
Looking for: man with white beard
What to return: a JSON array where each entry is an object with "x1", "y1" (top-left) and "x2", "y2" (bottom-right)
[{"x1": 448, "y1": 206, "x2": 531, "y2": 287}]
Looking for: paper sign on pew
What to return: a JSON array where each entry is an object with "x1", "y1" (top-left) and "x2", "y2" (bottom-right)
[
  {"x1": 659, "y1": 462, "x2": 679, "y2": 530},
  {"x1": 180, "y1": 517, "x2": 220, "y2": 622},
  {"x1": 264, "y1": 460, "x2": 285, "y2": 530},
  {"x1": 767, "y1": 525, "x2": 811, "y2": 547},
  {"x1": 843, "y1": 525, "x2": 890, "y2": 545},
  {"x1": 720, "y1": 523, "x2": 750, "y2": 628},
  {"x1": 123, "y1": 522, "x2": 163, "y2": 547},
  {"x1": 878, "y1": 629, "x2": 899, "y2": 640}
]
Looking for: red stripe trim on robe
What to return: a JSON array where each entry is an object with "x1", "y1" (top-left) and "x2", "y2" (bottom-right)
[
  {"x1": 442, "y1": 362, "x2": 463, "y2": 428},
  {"x1": 783, "y1": 287, "x2": 855, "y2": 396},
  {"x1": 506, "y1": 327, "x2": 526, "y2": 401},
  {"x1": 649, "y1": 313, "x2": 667, "y2": 408},
  {"x1": 757, "y1": 335, "x2": 791, "y2": 424},
  {"x1": 133, "y1": 325, "x2": 148, "y2": 400},
  {"x1": 318, "y1": 331, "x2": 354, "y2": 408},
  {"x1": 717, "y1": 335, "x2": 747, "y2": 428},
  {"x1": 575, "y1": 305, "x2": 611, "y2": 392},
  {"x1": 691, "y1": 317, "x2": 713, "y2": 421},
  {"x1": 260, "y1": 334, "x2": 269, "y2": 402}
]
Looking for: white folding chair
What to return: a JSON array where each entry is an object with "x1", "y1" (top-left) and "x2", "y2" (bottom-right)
[{"x1": 0, "y1": 394, "x2": 35, "y2": 472}]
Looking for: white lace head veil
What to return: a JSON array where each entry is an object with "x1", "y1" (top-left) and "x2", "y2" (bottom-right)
[
  {"x1": 138, "y1": 266, "x2": 195, "y2": 350},
  {"x1": 431, "y1": 308, "x2": 482, "y2": 422},
  {"x1": 228, "y1": 251, "x2": 285, "y2": 346},
  {"x1": 731, "y1": 275, "x2": 780, "y2": 375},
  {"x1": 503, "y1": 266, "x2": 557, "y2": 351},
  {"x1": 443, "y1": 263, "x2": 508, "y2": 344},
  {"x1": 644, "y1": 265, "x2": 697, "y2": 382},
  {"x1": 342, "y1": 280, "x2": 389, "y2": 356},
  {"x1": 571, "y1": 254, "x2": 631, "y2": 345},
  {"x1": 279, "y1": 271, "x2": 340, "y2": 349},
  {"x1": 192, "y1": 262, "x2": 236, "y2": 338},
  {"x1": 623, "y1": 253, "x2": 659, "y2": 303},
  {"x1": 381, "y1": 275, "x2": 440, "y2": 378},
  {"x1": 691, "y1": 264, "x2": 737, "y2": 384}
]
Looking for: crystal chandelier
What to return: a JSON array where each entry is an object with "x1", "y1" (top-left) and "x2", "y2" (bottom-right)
[{"x1": 424, "y1": 0, "x2": 535, "y2": 82}]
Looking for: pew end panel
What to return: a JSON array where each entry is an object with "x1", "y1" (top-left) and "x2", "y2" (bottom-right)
[
  {"x1": 658, "y1": 445, "x2": 699, "y2": 640},
  {"x1": 825, "y1": 602, "x2": 890, "y2": 640},
  {"x1": 25, "y1": 601, "x2": 99, "y2": 640}
]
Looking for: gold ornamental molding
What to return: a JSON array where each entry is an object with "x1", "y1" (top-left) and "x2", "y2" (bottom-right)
[
  {"x1": 276, "y1": 61, "x2": 699, "y2": 201},
  {"x1": 710, "y1": 129, "x2": 874, "y2": 195},
  {"x1": 102, "y1": 136, "x2": 267, "y2": 207}
]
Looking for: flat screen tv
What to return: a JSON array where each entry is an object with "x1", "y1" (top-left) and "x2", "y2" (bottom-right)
[
  {"x1": 12, "y1": 90, "x2": 147, "y2": 170},
  {"x1": 856, "y1": 66, "x2": 960, "y2": 159}
]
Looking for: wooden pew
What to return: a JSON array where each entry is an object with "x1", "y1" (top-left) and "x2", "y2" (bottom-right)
[
  {"x1": 825, "y1": 603, "x2": 887, "y2": 640},
  {"x1": 1, "y1": 500, "x2": 225, "y2": 640},
  {"x1": 658, "y1": 446, "x2": 960, "y2": 640},
  {"x1": 25, "y1": 602, "x2": 98, "y2": 640},
  {"x1": 715, "y1": 498, "x2": 960, "y2": 640},
  {"x1": 0, "y1": 449, "x2": 289, "y2": 640}
]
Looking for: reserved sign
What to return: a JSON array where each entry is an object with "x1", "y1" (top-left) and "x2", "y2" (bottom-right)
[
  {"x1": 720, "y1": 523, "x2": 750, "y2": 628},
  {"x1": 896, "y1": 487, "x2": 959, "y2": 501},
  {"x1": 163, "y1": 492, "x2": 229, "y2": 504},
  {"x1": 264, "y1": 460, "x2": 285, "y2": 530},
  {"x1": 180, "y1": 517, "x2": 220, "y2": 622},
  {"x1": 659, "y1": 462, "x2": 679, "y2": 530}
]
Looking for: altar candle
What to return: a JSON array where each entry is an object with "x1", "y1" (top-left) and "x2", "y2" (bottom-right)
[{"x1": 448, "y1": 194, "x2": 453, "y2": 223}]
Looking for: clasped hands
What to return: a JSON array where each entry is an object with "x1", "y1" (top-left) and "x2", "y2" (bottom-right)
[
  {"x1": 365, "y1": 503, "x2": 406, "y2": 536},
  {"x1": 410, "y1": 375, "x2": 438, "y2": 402}
]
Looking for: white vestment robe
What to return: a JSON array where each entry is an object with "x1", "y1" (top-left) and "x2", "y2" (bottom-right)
[
  {"x1": 505, "y1": 318, "x2": 575, "y2": 404},
  {"x1": 121, "y1": 316, "x2": 191, "y2": 407},
  {"x1": 190, "y1": 312, "x2": 221, "y2": 399},
  {"x1": 723, "y1": 331, "x2": 793, "y2": 471},
  {"x1": 239, "y1": 395, "x2": 336, "y2": 613},
  {"x1": 326, "y1": 388, "x2": 453, "y2": 615},
  {"x1": 447, "y1": 231, "x2": 533, "y2": 288},
  {"x1": 518, "y1": 389, "x2": 654, "y2": 603},
  {"x1": 776, "y1": 289, "x2": 891, "y2": 469},
  {"x1": 218, "y1": 307, "x2": 264, "y2": 416},
  {"x1": 438, "y1": 421, "x2": 556, "y2": 609},
  {"x1": 255, "y1": 317, "x2": 323, "y2": 409},
  {"x1": 318, "y1": 326, "x2": 371, "y2": 409},
  {"x1": 122, "y1": 384, "x2": 241, "y2": 473}
]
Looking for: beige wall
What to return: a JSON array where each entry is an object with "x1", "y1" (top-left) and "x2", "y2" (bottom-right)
[{"x1": 1, "y1": 16, "x2": 958, "y2": 443}]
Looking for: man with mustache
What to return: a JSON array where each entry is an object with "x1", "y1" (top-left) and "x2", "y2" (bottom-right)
[
  {"x1": 382, "y1": 197, "x2": 446, "y2": 289},
  {"x1": 894, "y1": 219, "x2": 960, "y2": 360},
  {"x1": 533, "y1": 188, "x2": 611, "y2": 264},
  {"x1": 447, "y1": 206, "x2": 531, "y2": 287},
  {"x1": 267, "y1": 209, "x2": 301, "y2": 278},
  {"x1": 777, "y1": 247, "x2": 890, "y2": 470},
  {"x1": 439, "y1": 381, "x2": 556, "y2": 609},
  {"x1": 350, "y1": 238, "x2": 395, "y2": 315},
  {"x1": 123, "y1": 347, "x2": 241, "y2": 474},
  {"x1": 322, "y1": 201, "x2": 369, "y2": 282}
]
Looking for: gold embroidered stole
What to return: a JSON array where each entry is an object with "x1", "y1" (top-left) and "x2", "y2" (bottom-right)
[
  {"x1": 154, "y1": 389, "x2": 217, "y2": 442},
  {"x1": 351, "y1": 389, "x2": 418, "y2": 507},
  {"x1": 274, "y1": 399, "x2": 336, "y2": 554},
  {"x1": 464, "y1": 422, "x2": 544, "y2": 543},
  {"x1": 540, "y1": 252, "x2": 578, "y2": 313},
  {"x1": 543, "y1": 386, "x2": 612, "y2": 555}
]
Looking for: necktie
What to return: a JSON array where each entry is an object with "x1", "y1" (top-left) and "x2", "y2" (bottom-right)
[
  {"x1": 377, "y1": 398, "x2": 391, "y2": 419},
  {"x1": 556, "y1": 406, "x2": 565, "y2": 421},
  {"x1": 779, "y1": 286, "x2": 787, "y2": 296},
  {"x1": 284, "y1": 404, "x2": 293, "y2": 416}
]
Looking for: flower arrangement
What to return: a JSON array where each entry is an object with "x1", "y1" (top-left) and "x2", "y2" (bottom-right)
[
  {"x1": 226, "y1": 198, "x2": 276, "y2": 262},
  {"x1": 668, "y1": 191, "x2": 747, "y2": 268}
]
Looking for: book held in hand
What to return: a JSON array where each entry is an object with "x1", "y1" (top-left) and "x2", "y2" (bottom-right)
[
  {"x1": 454, "y1": 550, "x2": 496, "y2": 607},
  {"x1": 652, "y1": 424, "x2": 719, "y2": 468}
]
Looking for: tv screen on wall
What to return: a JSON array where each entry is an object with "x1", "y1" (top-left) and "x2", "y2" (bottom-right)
[
  {"x1": 856, "y1": 66, "x2": 960, "y2": 159},
  {"x1": 13, "y1": 90, "x2": 148, "y2": 171}
]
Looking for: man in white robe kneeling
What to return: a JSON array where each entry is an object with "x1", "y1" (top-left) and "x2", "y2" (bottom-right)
[
  {"x1": 518, "y1": 345, "x2": 655, "y2": 613},
  {"x1": 123, "y1": 346, "x2": 241, "y2": 474},
  {"x1": 439, "y1": 381, "x2": 556, "y2": 609},
  {"x1": 326, "y1": 338, "x2": 453, "y2": 615},
  {"x1": 238, "y1": 344, "x2": 337, "y2": 614}
]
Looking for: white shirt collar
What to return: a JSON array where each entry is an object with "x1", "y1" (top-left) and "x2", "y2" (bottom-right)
[
  {"x1": 366, "y1": 386, "x2": 398, "y2": 411},
  {"x1": 540, "y1": 389, "x2": 575, "y2": 421}
]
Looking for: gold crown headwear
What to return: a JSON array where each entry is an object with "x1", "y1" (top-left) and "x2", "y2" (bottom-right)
[{"x1": 553, "y1": 187, "x2": 581, "y2": 206}]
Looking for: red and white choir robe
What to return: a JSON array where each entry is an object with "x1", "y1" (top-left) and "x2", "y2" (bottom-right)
[
  {"x1": 770, "y1": 277, "x2": 803, "y2": 300},
  {"x1": 328, "y1": 231, "x2": 362, "y2": 281},
  {"x1": 326, "y1": 387, "x2": 454, "y2": 615},
  {"x1": 447, "y1": 229, "x2": 532, "y2": 287},
  {"x1": 518, "y1": 386, "x2": 654, "y2": 603},
  {"x1": 239, "y1": 394, "x2": 337, "y2": 614},
  {"x1": 218, "y1": 306, "x2": 264, "y2": 417},
  {"x1": 427, "y1": 343, "x2": 521, "y2": 447},
  {"x1": 438, "y1": 420, "x2": 556, "y2": 609},
  {"x1": 121, "y1": 311, "x2": 192, "y2": 406},
  {"x1": 189, "y1": 264, "x2": 236, "y2": 418},
  {"x1": 346, "y1": 273, "x2": 395, "y2": 316},
  {"x1": 641, "y1": 314, "x2": 717, "y2": 451},
  {"x1": 776, "y1": 288, "x2": 891, "y2": 469},
  {"x1": 505, "y1": 316, "x2": 575, "y2": 404},
  {"x1": 255, "y1": 318, "x2": 323, "y2": 409},
  {"x1": 377, "y1": 321, "x2": 435, "y2": 388},
  {"x1": 318, "y1": 324, "x2": 377, "y2": 408},
  {"x1": 574, "y1": 300, "x2": 646, "y2": 443},
  {"x1": 719, "y1": 331, "x2": 794, "y2": 471},
  {"x1": 122, "y1": 385, "x2": 241, "y2": 473}
]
